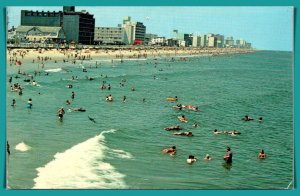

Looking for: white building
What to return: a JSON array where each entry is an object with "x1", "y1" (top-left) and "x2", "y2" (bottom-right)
[
  {"x1": 150, "y1": 37, "x2": 166, "y2": 45},
  {"x1": 208, "y1": 36, "x2": 217, "y2": 47},
  {"x1": 15, "y1": 25, "x2": 66, "y2": 43},
  {"x1": 122, "y1": 16, "x2": 146, "y2": 45},
  {"x1": 192, "y1": 35, "x2": 201, "y2": 47}
]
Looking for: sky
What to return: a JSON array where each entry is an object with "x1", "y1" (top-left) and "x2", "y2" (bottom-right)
[{"x1": 6, "y1": 6, "x2": 294, "y2": 51}]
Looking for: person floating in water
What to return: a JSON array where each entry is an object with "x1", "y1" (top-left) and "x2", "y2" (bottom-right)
[
  {"x1": 258, "y1": 117, "x2": 263, "y2": 123},
  {"x1": 204, "y1": 154, "x2": 212, "y2": 160},
  {"x1": 88, "y1": 116, "x2": 96, "y2": 123},
  {"x1": 242, "y1": 115, "x2": 254, "y2": 121},
  {"x1": 178, "y1": 115, "x2": 188, "y2": 123},
  {"x1": 213, "y1": 129, "x2": 222, "y2": 135},
  {"x1": 27, "y1": 98, "x2": 33, "y2": 109},
  {"x1": 106, "y1": 94, "x2": 113, "y2": 102},
  {"x1": 122, "y1": 95, "x2": 127, "y2": 103},
  {"x1": 258, "y1": 149, "x2": 266, "y2": 159},
  {"x1": 70, "y1": 107, "x2": 86, "y2": 112},
  {"x1": 65, "y1": 100, "x2": 71, "y2": 105},
  {"x1": 11, "y1": 99, "x2": 16, "y2": 107},
  {"x1": 192, "y1": 123, "x2": 198, "y2": 128},
  {"x1": 186, "y1": 155, "x2": 197, "y2": 164},
  {"x1": 173, "y1": 131, "x2": 193, "y2": 136},
  {"x1": 223, "y1": 147, "x2": 232, "y2": 164},
  {"x1": 162, "y1": 146, "x2": 176, "y2": 154},
  {"x1": 57, "y1": 107, "x2": 65, "y2": 120}
]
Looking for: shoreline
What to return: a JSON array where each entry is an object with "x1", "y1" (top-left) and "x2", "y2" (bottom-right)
[{"x1": 7, "y1": 47, "x2": 257, "y2": 65}]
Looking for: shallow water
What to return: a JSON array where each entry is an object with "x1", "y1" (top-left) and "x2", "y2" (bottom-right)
[{"x1": 6, "y1": 51, "x2": 294, "y2": 189}]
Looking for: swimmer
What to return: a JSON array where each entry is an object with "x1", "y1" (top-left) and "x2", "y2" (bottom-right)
[
  {"x1": 70, "y1": 107, "x2": 86, "y2": 112},
  {"x1": 11, "y1": 99, "x2": 16, "y2": 107},
  {"x1": 178, "y1": 115, "x2": 188, "y2": 123},
  {"x1": 162, "y1": 146, "x2": 176, "y2": 154},
  {"x1": 123, "y1": 96, "x2": 126, "y2": 103},
  {"x1": 164, "y1": 125, "x2": 182, "y2": 131},
  {"x1": 173, "y1": 131, "x2": 193, "y2": 136},
  {"x1": 224, "y1": 130, "x2": 241, "y2": 136},
  {"x1": 204, "y1": 154, "x2": 212, "y2": 160},
  {"x1": 32, "y1": 80, "x2": 37, "y2": 86},
  {"x1": 106, "y1": 94, "x2": 113, "y2": 102},
  {"x1": 65, "y1": 100, "x2": 71, "y2": 105},
  {"x1": 173, "y1": 104, "x2": 183, "y2": 110},
  {"x1": 259, "y1": 117, "x2": 263, "y2": 123},
  {"x1": 185, "y1": 105, "x2": 199, "y2": 111},
  {"x1": 213, "y1": 129, "x2": 222, "y2": 135},
  {"x1": 88, "y1": 116, "x2": 96, "y2": 123},
  {"x1": 57, "y1": 107, "x2": 65, "y2": 119},
  {"x1": 223, "y1": 147, "x2": 232, "y2": 164},
  {"x1": 71, "y1": 92, "x2": 75, "y2": 100},
  {"x1": 192, "y1": 123, "x2": 198, "y2": 128},
  {"x1": 67, "y1": 84, "x2": 73, "y2": 88},
  {"x1": 27, "y1": 98, "x2": 33, "y2": 109},
  {"x1": 258, "y1": 149, "x2": 266, "y2": 159},
  {"x1": 187, "y1": 155, "x2": 197, "y2": 164},
  {"x1": 242, "y1": 115, "x2": 254, "y2": 121}
]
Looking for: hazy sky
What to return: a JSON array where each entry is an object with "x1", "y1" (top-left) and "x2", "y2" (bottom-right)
[{"x1": 7, "y1": 6, "x2": 294, "y2": 51}]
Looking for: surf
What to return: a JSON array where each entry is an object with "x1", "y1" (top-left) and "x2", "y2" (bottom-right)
[
  {"x1": 33, "y1": 129, "x2": 129, "y2": 189},
  {"x1": 15, "y1": 142, "x2": 31, "y2": 152},
  {"x1": 44, "y1": 68, "x2": 62, "y2": 73}
]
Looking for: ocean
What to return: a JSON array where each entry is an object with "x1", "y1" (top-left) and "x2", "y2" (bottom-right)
[{"x1": 6, "y1": 50, "x2": 294, "y2": 189}]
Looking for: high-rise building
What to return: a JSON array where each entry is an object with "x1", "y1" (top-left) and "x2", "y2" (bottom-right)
[
  {"x1": 122, "y1": 16, "x2": 146, "y2": 45},
  {"x1": 225, "y1": 36, "x2": 235, "y2": 47},
  {"x1": 192, "y1": 35, "x2": 201, "y2": 47},
  {"x1": 200, "y1": 34, "x2": 207, "y2": 47},
  {"x1": 20, "y1": 6, "x2": 95, "y2": 44},
  {"x1": 208, "y1": 36, "x2": 217, "y2": 47},
  {"x1": 62, "y1": 8, "x2": 95, "y2": 44},
  {"x1": 173, "y1": 30, "x2": 192, "y2": 47},
  {"x1": 215, "y1": 34, "x2": 224, "y2": 48},
  {"x1": 21, "y1": 10, "x2": 63, "y2": 27}
]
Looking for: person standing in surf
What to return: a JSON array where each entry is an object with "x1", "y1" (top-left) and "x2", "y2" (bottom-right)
[
  {"x1": 57, "y1": 107, "x2": 65, "y2": 120},
  {"x1": 27, "y1": 98, "x2": 33, "y2": 109},
  {"x1": 223, "y1": 147, "x2": 232, "y2": 164},
  {"x1": 71, "y1": 92, "x2": 75, "y2": 100}
]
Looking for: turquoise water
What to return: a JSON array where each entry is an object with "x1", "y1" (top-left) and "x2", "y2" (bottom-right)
[{"x1": 6, "y1": 51, "x2": 294, "y2": 189}]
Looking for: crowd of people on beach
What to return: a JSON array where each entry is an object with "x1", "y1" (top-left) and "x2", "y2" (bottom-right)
[{"x1": 7, "y1": 47, "x2": 266, "y2": 169}]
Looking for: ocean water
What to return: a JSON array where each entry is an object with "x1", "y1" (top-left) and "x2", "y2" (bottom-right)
[{"x1": 6, "y1": 50, "x2": 294, "y2": 189}]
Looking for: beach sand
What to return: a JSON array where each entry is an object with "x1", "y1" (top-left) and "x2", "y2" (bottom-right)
[{"x1": 7, "y1": 47, "x2": 255, "y2": 65}]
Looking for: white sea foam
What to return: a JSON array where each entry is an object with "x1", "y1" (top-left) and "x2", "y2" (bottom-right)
[
  {"x1": 45, "y1": 68, "x2": 62, "y2": 72},
  {"x1": 33, "y1": 129, "x2": 128, "y2": 189},
  {"x1": 15, "y1": 142, "x2": 31, "y2": 152},
  {"x1": 111, "y1": 149, "x2": 133, "y2": 159}
]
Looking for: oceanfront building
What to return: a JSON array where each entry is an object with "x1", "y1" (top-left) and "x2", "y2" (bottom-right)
[
  {"x1": 94, "y1": 27, "x2": 124, "y2": 45},
  {"x1": 14, "y1": 25, "x2": 66, "y2": 43},
  {"x1": 144, "y1": 33, "x2": 158, "y2": 45},
  {"x1": 150, "y1": 37, "x2": 166, "y2": 46},
  {"x1": 172, "y1": 30, "x2": 192, "y2": 47},
  {"x1": 20, "y1": 6, "x2": 95, "y2": 44},
  {"x1": 122, "y1": 16, "x2": 146, "y2": 45},
  {"x1": 192, "y1": 35, "x2": 201, "y2": 47}
]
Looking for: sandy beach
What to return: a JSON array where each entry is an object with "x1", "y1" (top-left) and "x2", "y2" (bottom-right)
[{"x1": 7, "y1": 47, "x2": 256, "y2": 65}]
